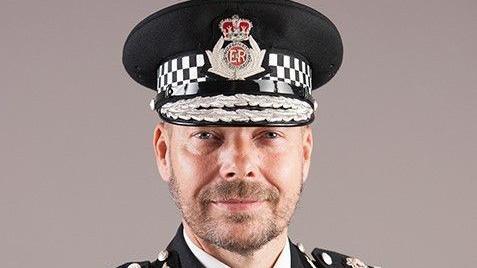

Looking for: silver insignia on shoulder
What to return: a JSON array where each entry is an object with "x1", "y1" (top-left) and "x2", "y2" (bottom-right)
[
  {"x1": 321, "y1": 252, "x2": 333, "y2": 265},
  {"x1": 346, "y1": 257, "x2": 368, "y2": 268},
  {"x1": 157, "y1": 249, "x2": 169, "y2": 261}
]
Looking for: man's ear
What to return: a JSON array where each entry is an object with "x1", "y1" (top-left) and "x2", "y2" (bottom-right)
[
  {"x1": 153, "y1": 122, "x2": 172, "y2": 182},
  {"x1": 302, "y1": 126, "x2": 313, "y2": 183}
]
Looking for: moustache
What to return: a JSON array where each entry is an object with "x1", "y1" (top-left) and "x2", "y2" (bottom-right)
[{"x1": 199, "y1": 180, "x2": 280, "y2": 205}]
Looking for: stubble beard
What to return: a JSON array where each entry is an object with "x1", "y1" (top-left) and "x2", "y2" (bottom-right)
[{"x1": 167, "y1": 166, "x2": 304, "y2": 256}]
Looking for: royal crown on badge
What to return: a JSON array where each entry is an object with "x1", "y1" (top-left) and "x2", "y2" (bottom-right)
[{"x1": 220, "y1": 15, "x2": 253, "y2": 41}]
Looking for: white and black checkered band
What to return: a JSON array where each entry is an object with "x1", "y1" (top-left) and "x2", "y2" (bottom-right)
[{"x1": 157, "y1": 52, "x2": 312, "y2": 93}]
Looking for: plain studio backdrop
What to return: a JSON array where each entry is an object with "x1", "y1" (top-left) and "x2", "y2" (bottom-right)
[{"x1": 1, "y1": 1, "x2": 476, "y2": 267}]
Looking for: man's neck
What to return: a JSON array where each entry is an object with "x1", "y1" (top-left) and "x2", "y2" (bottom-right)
[{"x1": 182, "y1": 220, "x2": 289, "y2": 268}]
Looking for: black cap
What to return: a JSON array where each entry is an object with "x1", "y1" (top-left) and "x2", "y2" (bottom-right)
[{"x1": 123, "y1": 0, "x2": 343, "y2": 126}]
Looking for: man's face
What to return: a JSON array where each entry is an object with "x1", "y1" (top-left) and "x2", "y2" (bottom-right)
[{"x1": 154, "y1": 124, "x2": 313, "y2": 255}]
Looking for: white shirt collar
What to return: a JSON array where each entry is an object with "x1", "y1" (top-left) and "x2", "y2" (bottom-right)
[{"x1": 183, "y1": 228, "x2": 291, "y2": 268}]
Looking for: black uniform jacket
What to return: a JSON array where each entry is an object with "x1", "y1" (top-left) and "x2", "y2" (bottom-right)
[{"x1": 118, "y1": 224, "x2": 378, "y2": 268}]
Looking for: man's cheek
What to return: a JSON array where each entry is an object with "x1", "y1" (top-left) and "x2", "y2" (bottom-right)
[
  {"x1": 272, "y1": 165, "x2": 302, "y2": 191},
  {"x1": 265, "y1": 155, "x2": 300, "y2": 175},
  {"x1": 180, "y1": 145, "x2": 217, "y2": 166},
  {"x1": 173, "y1": 149, "x2": 213, "y2": 174}
]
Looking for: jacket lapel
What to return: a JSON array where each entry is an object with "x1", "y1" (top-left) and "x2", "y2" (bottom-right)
[
  {"x1": 166, "y1": 224, "x2": 316, "y2": 268},
  {"x1": 290, "y1": 240, "x2": 309, "y2": 268},
  {"x1": 165, "y1": 224, "x2": 205, "y2": 268}
]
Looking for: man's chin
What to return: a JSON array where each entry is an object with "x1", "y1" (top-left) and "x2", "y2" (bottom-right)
[
  {"x1": 201, "y1": 218, "x2": 283, "y2": 255},
  {"x1": 214, "y1": 217, "x2": 273, "y2": 238}
]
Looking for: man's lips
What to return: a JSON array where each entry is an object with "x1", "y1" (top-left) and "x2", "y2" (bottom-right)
[
  {"x1": 211, "y1": 199, "x2": 265, "y2": 212},
  {"x1": 213, "y1": 199, "x2": 260, "y2": 203}
]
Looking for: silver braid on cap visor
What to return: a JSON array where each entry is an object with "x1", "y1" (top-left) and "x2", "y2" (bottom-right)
[{"x1": 159, "y1": 94, "x2": 314, "y2": 123}]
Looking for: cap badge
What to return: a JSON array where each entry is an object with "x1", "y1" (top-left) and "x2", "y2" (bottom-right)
[{"x1": 206, "y1": 15, "x2": 266, "y2": 80}]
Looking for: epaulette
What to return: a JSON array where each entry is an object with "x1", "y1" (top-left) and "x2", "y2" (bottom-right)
[
  {"x1": 297, "y1": 243, "x2": 381, "y2": 268},
  {"x1": 311, "y1": 247, "x2": 381, "y2": 268},
  {"x1": 116, "y1": 249, "x2": 175, "y2": 268}
]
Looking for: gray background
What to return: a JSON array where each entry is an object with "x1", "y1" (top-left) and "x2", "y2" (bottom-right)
[{"x1": 1, "y1": 0, "x2": 476, "y2": 267}]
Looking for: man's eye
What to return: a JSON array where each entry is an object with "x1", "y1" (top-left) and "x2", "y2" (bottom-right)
[
  {"x1": 263, "y1": 131, "x2": 279, "y2": 139},
  {"x1": 194, "y1": 132, "x2": 215, "y2": 140}
]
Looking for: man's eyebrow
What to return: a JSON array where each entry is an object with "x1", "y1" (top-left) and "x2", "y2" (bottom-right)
[
  {"x1": 182, "y1": 126, "x2": 225, "y2": 135},
  {"x1": 189, "y1": 126, "x2": 222, "y2": 131},
  {"x1": 251, "y1": 126, "x2": 294, "y2": 134}
]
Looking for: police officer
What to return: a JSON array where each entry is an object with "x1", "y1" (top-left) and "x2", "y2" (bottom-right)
[{"x1": 119, "y1": 1, "x2": 380, "y2": 267}]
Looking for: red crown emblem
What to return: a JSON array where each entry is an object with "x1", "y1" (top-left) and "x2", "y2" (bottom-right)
[{"x1": 219, "y1": 15, "x2": 253, "y2": 41}]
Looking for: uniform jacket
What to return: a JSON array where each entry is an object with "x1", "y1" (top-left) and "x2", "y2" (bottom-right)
[{"x1": 118, "y1": 225, "x2": 379, "y2": 268}]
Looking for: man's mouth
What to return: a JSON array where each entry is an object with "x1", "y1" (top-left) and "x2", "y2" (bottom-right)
[{"x1": 211, "y1": 199, "x2": 265, "y2": 212}]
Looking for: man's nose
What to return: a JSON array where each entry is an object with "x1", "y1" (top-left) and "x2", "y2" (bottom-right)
[{"x1": 218, "y1": 136, "x2": 258, "y2": 180}]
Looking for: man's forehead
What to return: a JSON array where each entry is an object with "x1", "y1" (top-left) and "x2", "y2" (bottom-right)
[{"x1": 164, "y1": 122, "x2": 308, "y2": 134}]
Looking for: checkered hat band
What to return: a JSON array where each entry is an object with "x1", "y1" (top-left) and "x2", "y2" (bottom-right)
[{"x1": 157, "y1": 53, "x2": 312, "y2": 93}]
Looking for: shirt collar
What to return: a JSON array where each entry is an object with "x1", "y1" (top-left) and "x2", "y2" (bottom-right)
[
  {"x1": 273, "y1": 236, "x2": 291, "y2": 268},
  {"x1": 183, "y1": 228, "x2": 291, "y2": 268}
]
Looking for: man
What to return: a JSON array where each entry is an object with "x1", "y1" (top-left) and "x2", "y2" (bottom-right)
[{"x1": 119, "y1": 0, "x2": 379, "y2": 267}]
